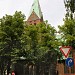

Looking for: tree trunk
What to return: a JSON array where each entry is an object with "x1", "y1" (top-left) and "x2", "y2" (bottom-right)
[
  {"x1": 29, "y1": 65, "x2": 33, "y2": 75},
  {"x1": 49, "y1": 62, "x2": 57, "y2": 75},
  {"x1": 36, "y1": 63, "x2": 40, "y2": 75},
  {"x1": 49, "y1": 66, "x2": 50, "y2": 75},
  {"x1": 1, "y1": 69, "x2": 4, "y2": 75},
  {"x1": 33, "y1": 65, "x2": 36, "y2": 75},
  {"x1": 7, "y1": 61, "x2": 11, "y2": 75}
]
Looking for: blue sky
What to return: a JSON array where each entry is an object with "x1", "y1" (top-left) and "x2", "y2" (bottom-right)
[{"x1": 0, "y1": 0, "x2": 66, "y2": 29}]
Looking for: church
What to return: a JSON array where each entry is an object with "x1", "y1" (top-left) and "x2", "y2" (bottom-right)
[{"x1": 14, "y1": 0, "x2": 75, "y2": 75}]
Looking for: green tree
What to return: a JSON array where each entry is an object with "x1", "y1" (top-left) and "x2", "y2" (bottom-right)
[
  {"x1": 64, "y1": 0, "x2": 75, "y2": 18},
  {"x1": 0, "y1": 11, "x2": 25, "y2": 75},
  {"x1": 58, "y1": 17, "x2": 75, "y2": 48},
  {"x1": 59, "y1": 0, "x2": 75, "y2": 48},
  {"x1": 20, "y1": 22, "x2": 61, "y2": 75}
]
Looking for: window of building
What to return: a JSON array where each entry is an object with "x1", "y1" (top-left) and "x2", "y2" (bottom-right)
[{"x1": 34, "y1": 23, "x2": 36, "y2": 25}]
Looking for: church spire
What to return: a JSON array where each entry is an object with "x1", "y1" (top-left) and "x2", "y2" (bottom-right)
[
  {"x1": 27, "y1": 0, "x2": 43, "y2": 25},
  {"x1": 29, "y1": 0, "x2": 43, "y2": 18}
]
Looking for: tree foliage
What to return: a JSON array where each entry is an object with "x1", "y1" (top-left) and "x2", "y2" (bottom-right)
[
  {"x1": 19, "y1": 22, "x2": 61, "y2": 63},
  {"x1": 59, "y1": 0, "x2": 75, "y2": 48},
  {"x1": 0, "y1": 11, "x2": 62, "y2": 75},
  {"x1": 59, "y1": 17, "x2": 75, "y2": 48},
  {"x1": 0, "y1": 11, "x2": 25, "y2": 75},
  {"x1": 0, "y1": 11, "x2": 25, "y2": 56},
  {"x1": 64, "y1": 0, "x2": 75, "y2": 18},
  {"x1": 18, "y1": 22, "x2": 61, "y2": 75}
]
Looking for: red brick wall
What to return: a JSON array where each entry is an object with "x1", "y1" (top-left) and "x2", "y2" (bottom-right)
[
  {"x1": 57, "y1": 63, "x2": 64, "y2": 75},
  {"x1": 57, "y1": 61, "x2": 75, "y2": 75},
  {"x1": 72, "y1": 50, "x2": 75, "y2": 73},
  {"x1": 64, "y1": 74, "x2": 75, "y2": 75},
  {"x1": 27, "y1": 11, "x2": 43, "y2": 25},
  {"x1": 27, "y1": 11, "x2": 39, "y2": 22}
]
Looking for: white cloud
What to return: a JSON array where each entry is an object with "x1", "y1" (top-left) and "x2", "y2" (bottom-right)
[
  {"x1": 0, "y1": 0, "x2": 11, "y2": 17},
  {"x1": 0, "y1": 0, "x2": 66, "y2": 29}
]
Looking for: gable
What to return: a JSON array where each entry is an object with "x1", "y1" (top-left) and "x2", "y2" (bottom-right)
[{"x1": 27, "y1": 11, "x2": 40, "y2": 21}]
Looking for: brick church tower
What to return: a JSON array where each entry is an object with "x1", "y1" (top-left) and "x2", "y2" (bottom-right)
[{"x1": 27, "y1": 0, "x2": 43, "y2": 25}]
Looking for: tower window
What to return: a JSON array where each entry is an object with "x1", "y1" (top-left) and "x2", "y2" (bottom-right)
[{"x1": 34, "y1": 23, "x2": 36, "y2": 25}]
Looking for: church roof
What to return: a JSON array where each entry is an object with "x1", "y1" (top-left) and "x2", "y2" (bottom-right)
[{"x1": 29, "y1": 0, "x2": 43, "y2": 19}]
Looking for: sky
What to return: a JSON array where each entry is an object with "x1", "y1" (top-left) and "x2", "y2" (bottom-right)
[{"x1": 0, "y1": 0, "x2": 66, "y2": 29}]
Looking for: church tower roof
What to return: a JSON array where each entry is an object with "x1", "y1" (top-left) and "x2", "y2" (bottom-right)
[
  {"x1": 27, "y1": 0, "x2": 43, "y2": 25},
  {"x1": 29, "y1": 0, "x2": 43, "y2": 19}
]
